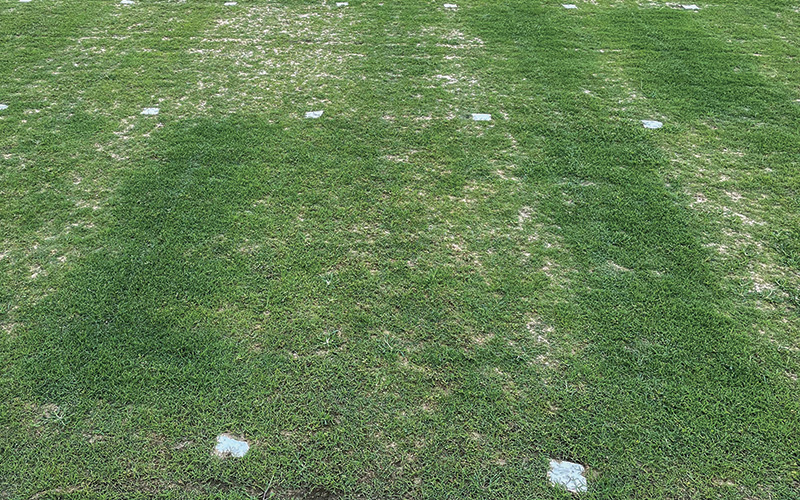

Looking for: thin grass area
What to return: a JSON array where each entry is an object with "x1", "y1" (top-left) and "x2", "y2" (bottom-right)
[{"x1": 0, "y1": 1, "x2": 798, "y2": 499}]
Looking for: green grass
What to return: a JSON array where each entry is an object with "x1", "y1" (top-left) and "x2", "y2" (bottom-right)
[{"x1": 1, "y1": 0, "x2": 798, "y2": 498}]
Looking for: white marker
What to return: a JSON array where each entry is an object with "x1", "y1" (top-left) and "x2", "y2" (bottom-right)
[
  {"x1": 682, "y1": 4, "x2": 700, "y2": 10},
  {"x1": 336, "y1": 2, "x2": 348, "y2": 6},
  {"x1": 562, "y1": 4, "x2": 578, "y2": 9},
  {"x1": 305, "y1": 110, "x2": 324, "y2": 119},
  {"x1": 0, "y1": 104, "x2": 7, "y2": 111},
  {"x1": 548, "y1": 460, "x2": 588, "y2": 493},
  {"x1": 444, "y1": 3, "x2": 457, "y2": 9},
  {"x1": 141, "y1": 107, "x2": 159, "y2": 115},
  {"x1": 214, "y1": 434, "x2": 249, "y2": 458},
  {"x1": 471, "y1": 113, "x2": 491, "y2": 121},
  {"x1": 641, "y1": 120, "x2": 663, "y2": 129}
]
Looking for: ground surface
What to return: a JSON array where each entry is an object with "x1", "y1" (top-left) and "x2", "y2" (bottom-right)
[{"x1": 1, "y1": 0, "x2": 799, "y2": 498}]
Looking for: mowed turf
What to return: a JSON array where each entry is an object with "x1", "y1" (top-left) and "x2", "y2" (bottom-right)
[{"x1": 0, "y1": 0, "x2": 798, "y2": 498}]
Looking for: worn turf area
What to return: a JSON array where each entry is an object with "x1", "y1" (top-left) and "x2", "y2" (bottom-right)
[{"x1": 1, "y1": 0, "x2": 798, "y2": 498}]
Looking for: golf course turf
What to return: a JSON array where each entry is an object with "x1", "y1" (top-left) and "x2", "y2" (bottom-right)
[{"x1": 0, "y1": 1, "x2": 798, "y2": 498}]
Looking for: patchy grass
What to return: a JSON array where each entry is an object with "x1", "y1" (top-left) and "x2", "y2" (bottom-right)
[{"x1": 1, "y1": 0, "x2": 798, "y2": 498}]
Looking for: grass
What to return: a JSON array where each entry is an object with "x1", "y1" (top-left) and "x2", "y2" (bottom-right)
[{"x1": 0, "y1": 0, "x2": 798, "y2": 498}]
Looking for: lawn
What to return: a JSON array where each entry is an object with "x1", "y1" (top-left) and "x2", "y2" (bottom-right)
[{"x1": 0, "y1": 0, "x2": 798, "y2": 498}]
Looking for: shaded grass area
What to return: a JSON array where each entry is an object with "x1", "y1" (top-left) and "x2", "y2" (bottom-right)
[
  {"x1": 462, "y1": 0, "x2": 800, "y2": 496},
  {"x1": 1, "y1": 0, "x2": 799, "y2": 499},
  {"x1": 3, "y1": 115, "x2": 554, "y2": 498}
]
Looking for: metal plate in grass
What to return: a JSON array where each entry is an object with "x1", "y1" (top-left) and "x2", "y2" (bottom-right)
[
  {"x1": 641, "y1": 119, "x2": 663, "y2": 129},
  {"x1": 444, "y1": 3, "x2": 458, "y2": 9},
  {"x1": 548, "y1": 460, "x2": 588, "y2": 493},
  {"x1": 224, "y1": 1, "x2": 237, "y2": 5},
  {"x1": 214, "y1": 434, "x2": 249, "y2": 458},
  {"x1": 141, "y1": 107, "x2": 159, "y2": 116},
  {"x1": 336, "y1": 2, "x2": 348, "y2": 6},
  {"x1": 120, "y1": 0, "x2": 134, "y2": 4},
  {"x1": 0, "y1": 104, "x2": 7, "y2": 111},
  {"x1": 562, "y1": 4, "x2": 578, "y2": 9},
  {"x1": 305, "y1": 110, "x2": 324, "y2": 119},
  {"x1": 471, "y1": 113, "x2": 492, "y2": 121},
  {"x1": 682, "y1": 4, "x2": 700, "y2": 10}
]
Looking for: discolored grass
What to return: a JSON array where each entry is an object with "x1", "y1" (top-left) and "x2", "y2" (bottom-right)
[{"x1": 0, "y1": 1, "x2": 798, "y2": 499}]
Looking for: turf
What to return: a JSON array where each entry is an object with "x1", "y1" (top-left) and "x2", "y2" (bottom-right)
[{"x1": 0, "y1": 0, "x2": 798, "y2": 498}]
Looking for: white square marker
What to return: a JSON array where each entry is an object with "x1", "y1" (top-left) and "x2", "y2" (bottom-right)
[
  {"x1": 548, "y1": 460, "x2": 588, "y2": 493},
  {"x1": 224, "y1": 1, "x2": 237, "y2": 4},
  {"x1": 562, "y1": 4, "x2": 578, "y2": 9},
  {"x1": 682, "y1": 4, "x2": 700, "y2": 10},
  {"x1": 19, "y1": 0, "x2": 32, "y2": 3},
  {"x1": 641, "y1": 119, "x2": 663, "y2": 129},
  {"x1": 305, "y1": 110, "x2": 323, "y2": 119},
  {"x1": 471, "y1": 113, "x2": 492, "y2": 121},
  {"x1": 0, "y1": 104, "x2": 7, "y2": 111},
  {"x1": 214, "y1": 434, "x2": 249, "y2": 458},
  {"x1": 141, "y1": 107, "x2": 159, "y2": 116},
  {"x1": 444, "y1": 3, "x2": 458, "y2": 9},
  {"x1": 336, "y1": 2, "x2": 348, "y2": 6},
  {"x1": 120, "y1": 0, "x2": 134, "y2": 4}
]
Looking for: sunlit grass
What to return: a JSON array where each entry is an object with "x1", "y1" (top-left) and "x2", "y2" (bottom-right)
[{"x1": 0, "y1": 1, "x2": 798, "y2": 498}]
